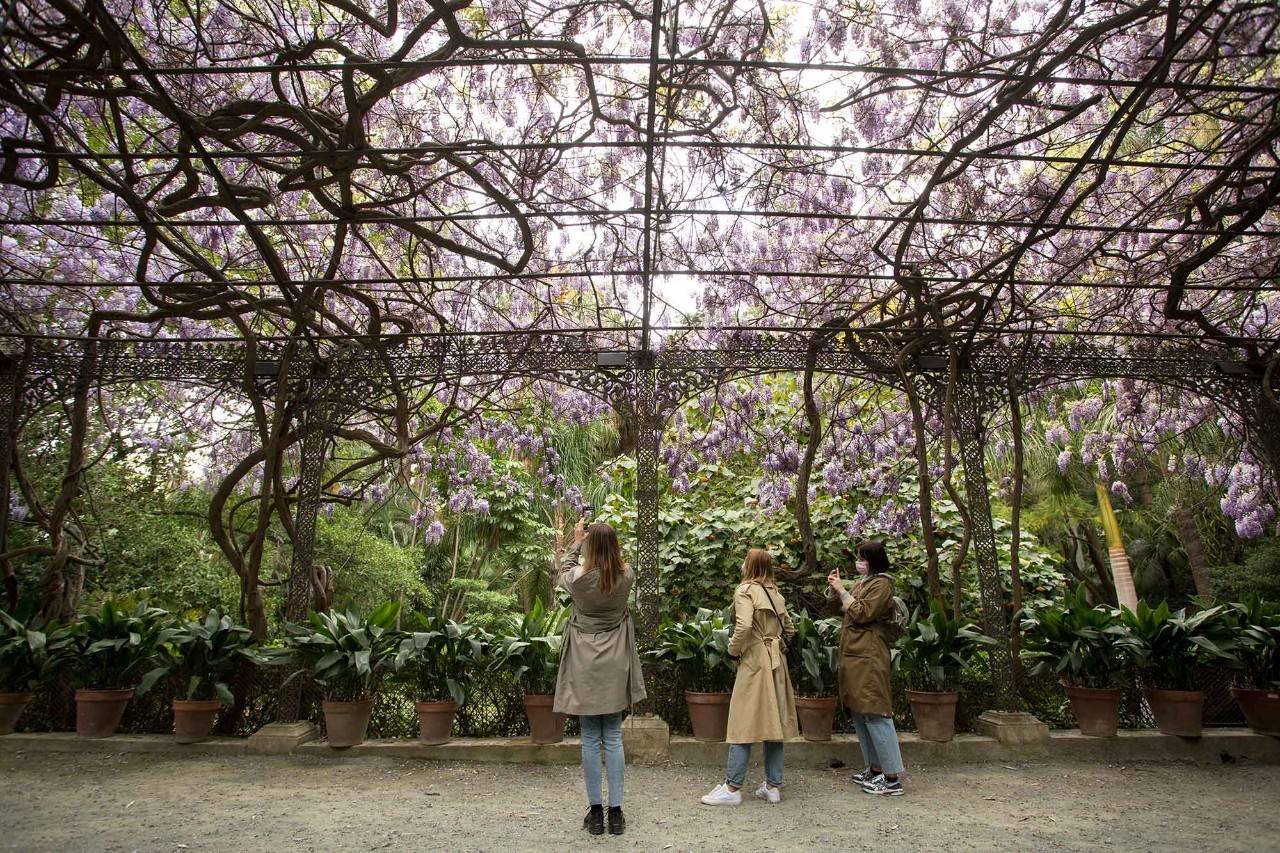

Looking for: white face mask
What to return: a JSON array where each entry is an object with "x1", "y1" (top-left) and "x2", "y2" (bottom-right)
[{"x1": 855, "y1": 559, "x2": 871, "y2": 575}]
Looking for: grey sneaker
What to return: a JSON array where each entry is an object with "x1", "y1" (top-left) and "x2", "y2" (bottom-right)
[
  {"x1": 850, "y1": 766, "x2": 876, "y2": 785},
  {"x1": 862, "y1": 774, "x2": 905, "y2": 796}
]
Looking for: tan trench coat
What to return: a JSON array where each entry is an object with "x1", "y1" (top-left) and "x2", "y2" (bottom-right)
[
  {"x1": 828, "y1": 573, "x2": 896, "y2": 717},
  {"x1": 725, "y1": 581, "x2": 800, "y2": 744},
  {"x1": 552, "y1": 542, "x2": 648, "y2": 716}
]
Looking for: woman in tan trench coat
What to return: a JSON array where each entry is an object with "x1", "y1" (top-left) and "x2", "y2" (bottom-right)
[
  {"x1": 554, "y1": 519, "x2": 646, "y2": 836},
  {"x1": 826, "y1": 539, "x2": 906, "y2": 796},
  {"x1": 701, "y1": 549, "x2": 799, "y2": 806}
]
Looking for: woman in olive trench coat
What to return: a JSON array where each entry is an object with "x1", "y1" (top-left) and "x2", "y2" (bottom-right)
[
  {"x1": 554, "y1": 520, "x2": 646, "y2": 835},
  {"x1": 826, "y1": 539, "x2": 906, "y2": 796},
  {"x1": 700, "y1": 548, "x2": 799, "y2": 806}
]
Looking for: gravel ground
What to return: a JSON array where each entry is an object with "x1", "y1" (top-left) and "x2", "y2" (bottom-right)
[{"x1": 1, "y1": 751, "x2": 1278, "y2": 852}]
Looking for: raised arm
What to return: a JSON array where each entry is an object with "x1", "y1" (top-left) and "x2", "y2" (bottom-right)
[
  {"x1": 844, "y1": 576, "x2": 894, "y2": 626},
  {"x1": 555, "y1": 540, "x2": 583, "y2": 593},
  {"x1": 779, "y1": 595, "x2": 797, "y2": 643},
  {"x1": 727, "y1": 584, "x2": 754, "y2": 659}
]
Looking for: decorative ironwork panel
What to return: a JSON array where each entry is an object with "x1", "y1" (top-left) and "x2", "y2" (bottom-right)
[
  {"x1": 952, "y1": 374, "x2": 1019, "y2": 712},
  {"x1": 0, "y1": 360, "x2": 20, "y2": 604},
  {"x1": 630, "y1": 368, "x2": 663, "y2": 642}
]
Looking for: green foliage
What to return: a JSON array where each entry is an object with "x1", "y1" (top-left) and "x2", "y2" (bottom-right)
[
  {"x1": 1222, "y1": 597, "x2": 1280, "y2": 689},
  {"x1": 1212, "y1": 538, "x2": 1280, "y2": 604},
  {"x1": 283, "y1": 602, "x2": 403, "y2": 701},
  {"x1": 488, "y1": 598, "x2": 569, "y2": 695},
  {"x1": 59, "y1": 599, "x2": 170, "y2": 692},
  {"x1": 894, "y1": 600, "x2": 998, "y2": 691},
  {"x1": 395, "y1": 613, "x2": 489, "y2": 704},
  {"x1": 1018, "y1": 585, "x2": 1132, "y2": 688},
  {"x1": 1118, "y1": 600, "x2": 1237, "y2": 691},
  {"x1": 153, "y1": 609, "x2": 277, "y2": 703},
  {"x1": 0, "y1": 609, "x2": 65, "y2": 692},
  {"x1": 649, "y1": 607, "x2": 736, "y2": 693},
  {"x1": 316, "y1": 510, "x2": 431, "y2": 614},
  {"x1": 442, "y1": 578, "x2": 519, "y2": 636},
  {"x1": 788, "y1": 611, "x2": 840, "y2": 697}
]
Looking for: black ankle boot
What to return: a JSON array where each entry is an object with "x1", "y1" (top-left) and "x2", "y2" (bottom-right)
[
  {"x1": 584, "y1": 804, "x2": 604, "y2": 835},
  {"x1": 607, "y1": 806, "x2": 625, "y2": 835}
]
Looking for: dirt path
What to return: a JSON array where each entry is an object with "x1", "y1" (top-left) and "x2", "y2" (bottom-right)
[{"x1": 1, "y1": 751, "x2": 1276, "y2": 852}]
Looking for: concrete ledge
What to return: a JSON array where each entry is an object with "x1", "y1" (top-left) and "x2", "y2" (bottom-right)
[
  {"x1": 3, "y1": 729, "x2": 1276, "y2": 766},
  {"x1": 0, "y1": 733, "x2": 247, "y2": 755},
  {"x1": 298, "y1": 736, "x2": 582, "y2": 765},
  {"x1": 670, "y1": 729, "x2": 1280, "y2": 767}
]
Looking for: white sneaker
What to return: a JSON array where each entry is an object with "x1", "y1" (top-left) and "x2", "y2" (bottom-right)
[
  {"x1": 700, "y1": 783, "x2": 743, "y2": 806},
  {"x1": 753, "y1": 782, "x2": 781, "y2": 804}
]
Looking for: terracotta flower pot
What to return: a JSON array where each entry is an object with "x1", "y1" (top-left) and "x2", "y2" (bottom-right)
[
  {"x1": 75, "y1": 688, "x2": 134, "y2": 738},
  {"x1": 322, "y1": 698, "x2": 375, "y2": 748},
  {"x1": 1063, "y1": 685, "x2": 1122, "y2": 737},
  {"x1": 0, "y1": 691, "x2": 33, "y2": 735},
  {"x1": 415, "y1": 699, "x2": 459, "y2": 745},
  {"x1": 907, "y1": 690, "x2": 959, "y2": 742},
  {"x1": 795, "y1": 696, "x2": 838, "y2": 742},
  {"x1": 1143, "y1": 687, "x2": 1203, "y2": 737},
  {"x1": 172, "y1": 699, "x2": 222, "y2": 744},
  {"x1": 1231, "y1": 687, "x2": 1280, "y2": 737},
  {"x1": 685, "y1": 691, "x2": 732, "y2": 742},
  {"x1": 522, "y1": 694, "x2": 566, "y2": 744}
]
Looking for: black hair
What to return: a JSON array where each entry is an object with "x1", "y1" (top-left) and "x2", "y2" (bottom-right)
[{"x1": 856, "y1": 540, "x2": 891, "y2": 574}]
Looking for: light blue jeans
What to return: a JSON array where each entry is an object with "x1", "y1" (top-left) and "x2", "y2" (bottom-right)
[
  {"x1": 579, "y1": 712, "x2": 625, "y2": 807},
  {"x1": 851, "y1": 712, "x2": 904, "y2": 775},
  {"x1": 725, "y1": 741, "x2": 784, "y2": 789}
]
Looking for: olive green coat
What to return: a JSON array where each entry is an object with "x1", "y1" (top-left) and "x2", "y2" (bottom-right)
[
  {"x1": 828, "y1": 574, "x2": 896, "y2": 717},
  {"x1": 725, "y1": 581, "x2": 800, "y2": 744},
  {"x1": 552, "y1": 542, "x2": 647, "y2": 716}
]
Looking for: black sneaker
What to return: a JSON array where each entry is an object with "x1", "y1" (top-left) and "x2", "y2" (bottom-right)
[
  {"x1": 862, "y1": 774, "x2": 905, "y2": 796},
  {"x1": 584, "y1": 804, "x2": 604, "y2": 835},
  {"x1": 607, "y1": 806, "x2": 625, "y2": 835},
  {"x1": 850, "y1": 766, "x2": 876, "y2": 785}
]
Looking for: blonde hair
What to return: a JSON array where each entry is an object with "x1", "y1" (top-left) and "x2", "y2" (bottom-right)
[
  {"x1": 741, "y1": 548, "x2": 774, "y2": 583},
  {"x1": 583, "y1": 522, "x2": 627, "y2": 594}
]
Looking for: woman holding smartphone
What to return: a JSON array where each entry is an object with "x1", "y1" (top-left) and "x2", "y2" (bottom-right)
[
  {"x1": 554, "y1": 518, "x2": 647, "y2": 836},
  {"x1": 700, "y1": 548, "x2": 799, "y2": 806},
  {"x1": 826, "y1": 540, "x2": 906, "y2": 796}
]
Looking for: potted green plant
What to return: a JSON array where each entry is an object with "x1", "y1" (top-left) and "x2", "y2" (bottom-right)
[
  {"x1": 649, "y1": 607, "x2": 736, "y2": 742},
  {"x1": 56, "y1": 600, "x2": 169, "y2": 738},
  {"x1": 1119, "y1": 600, "x2": 1235, "y2": 737},
  {"x1": 151, "y1": 609, "x2": 276, "y2": 743},
  {"x1": 0, "y1": 609, "x2": 66, "y2": 735},
  {"x1": 1019, "y1": 585, "x2": 1133, "y2": 736},
  {"x1": 283, "y1": 601, "x2": 403, "y2": 748},
  {"x1": 1223, "y1": 597, "x2": 1280, "y2": 735},
  {"x1": 895, "y1": 600, "x2": 997, "y2": 742},
  {"x1": 489, "y1": 599, "x2": 569, "y2": 744},
  {"x1": 395, "y1": 613, "x2": 488, "y2": 744},
  {"x1": 788, "y1": 611, "x2": 841, "y2": 742}
]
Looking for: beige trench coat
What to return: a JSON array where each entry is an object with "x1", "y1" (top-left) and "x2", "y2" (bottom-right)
[
  {"x1": 828, "y1": 573, "x2": 896, "y2": 717},
  {"x1": 725, "y1": 581, "x2": 800, "y2": 744},
  {"x1": 552, "y1": 542, "x2": 647, "y2": 716}
]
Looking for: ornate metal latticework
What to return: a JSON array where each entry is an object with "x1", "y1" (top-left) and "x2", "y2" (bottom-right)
[{"x1": 4, "y1": 331, "x2": 1273, "y2": 650}]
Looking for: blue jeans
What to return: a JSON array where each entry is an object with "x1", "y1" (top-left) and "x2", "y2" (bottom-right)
[
  {"x1": 579, "y1": 712, "x2": 625, "y2": 807},
  {"x1": 725, "y1": 741, "x2": 784, "y2": 789},
  {"x1": 852, "y1": 712, "x2": 904, "y2": 775}
]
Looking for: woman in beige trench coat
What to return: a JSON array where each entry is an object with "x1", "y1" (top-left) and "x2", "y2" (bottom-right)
[
  {"x1": 554, "y1": 519, "x2": 647, "y2": 836},
  {"x1": 701, "y1": 548, "x2": 799, "y2": 806},
  {"x1": 826, "y1": 539, "x2": 906, "y2": 796}
]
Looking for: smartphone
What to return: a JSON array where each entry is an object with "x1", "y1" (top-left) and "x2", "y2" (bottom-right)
[{"x1": 581, "y1": 503, "x2": 595, "y2": 521}]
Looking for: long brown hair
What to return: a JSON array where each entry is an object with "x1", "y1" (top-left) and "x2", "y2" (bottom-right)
[
  {"x1": 742, "y1": 548, "x2": 774, "y2": 583},
  {"x1": 583, "y1": 522, "x2": 628, "y2": 594}
]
